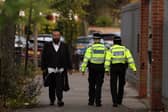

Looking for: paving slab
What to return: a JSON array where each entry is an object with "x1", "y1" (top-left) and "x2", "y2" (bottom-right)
[{"x1": 15, "y1": 73, "x2": 148, "y2": 112}]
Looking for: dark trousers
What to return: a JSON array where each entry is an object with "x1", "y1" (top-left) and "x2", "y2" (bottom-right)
[
  {"x1": 88, "y1": 64, "x2": 104, "y2": 104},
  {"x1": 110, "y1": 64, "x2": 127, "y2": 104},
  {"x1": 48, "y1": 73, "x2": 64, "y2": 103}
]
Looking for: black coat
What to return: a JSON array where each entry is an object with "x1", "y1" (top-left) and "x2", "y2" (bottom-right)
[
  {"x1": 41, "y1": 41, "x2": 72, "y2": 90},
  {"x1": 41, "y1": 42, "x2": 72, "y2": 70}
]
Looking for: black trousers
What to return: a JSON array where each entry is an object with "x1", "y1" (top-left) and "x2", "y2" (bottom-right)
[
  {"x1": 110, "y1": 64, "x2": 127, "y2": 104},
  {"x1": 48, "y1": 73, "x2": 64, "y2": 103},
  {"x1": 88, "y1": 63, "x2": 104, "y2": 104}
]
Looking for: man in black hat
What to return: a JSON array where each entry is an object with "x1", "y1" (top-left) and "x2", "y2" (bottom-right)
[{"x1": 41, "y1": 30, "x2": 72, "y2": 107}]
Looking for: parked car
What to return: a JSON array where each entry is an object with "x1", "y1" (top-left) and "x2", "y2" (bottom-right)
[
  {"x1": 28, "y1": 34, "x2": 64, "y2": 66},
  {"x1": 28, "y1": 34, "x2": 51, "y2": 65},
  {"x1": 74, "y1": 36, "x2": 94, "y2": 58},
  {"x1": 28, "y1": 34, "x2": 51, "y2": 57},
  {"x1": 28, "y1": 40, "x2": 46, "y2": 59},
  {"x1": 73, "y1": 33, "x2": 120, "y2": 60},
  {"x1": 14, "y1": 35, "x2": 27, "y2": 63},
  {"x1": 15, "y1": 35, "x2": 26, "y2": 48}
]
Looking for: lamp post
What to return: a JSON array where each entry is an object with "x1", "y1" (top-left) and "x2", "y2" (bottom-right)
[
  {"x1": 19, "y1": 10, "x2": 25, "y2": 45},
  {"x1": 68, "y1": 12, "x2": 79, "y2": 58},
  {"x1": 0, "y1": 0, "x2": 5, "y2": 13},
  {"x1": 25, "y1": 0, "x2": 33, "y2": 74},
  {"x1": 52, "y1": 12, "x2": 60, "y2": 23},
  {"x1": 0, "y1": 0, "x2": 5, "y2": 3},
  {"x1": 15, "y1": 10, "x2": 25, "y2": 64}
]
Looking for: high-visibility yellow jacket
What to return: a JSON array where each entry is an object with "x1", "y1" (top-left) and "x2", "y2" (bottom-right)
[
  {"x1": 105, "y1": 44, "x2": 136, "y2": 72},
  {"x1": 81, "y1": 43, "x2": 107, "y2": 72}
]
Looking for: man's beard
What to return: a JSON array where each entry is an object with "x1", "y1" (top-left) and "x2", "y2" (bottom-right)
[{"x1": 53, "y1": 39, "x2": 60, "y2": 44}]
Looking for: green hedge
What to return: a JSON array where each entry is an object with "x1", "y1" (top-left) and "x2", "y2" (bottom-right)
[{"x1": 95, "y1": 16, "x2": 113, "y2": 27}]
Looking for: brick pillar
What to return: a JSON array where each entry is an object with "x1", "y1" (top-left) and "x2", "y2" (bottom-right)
[
  {"x1": 139, "y1": 0, "x2": 149, "y2": 97},
  {"x1": 151, "y1": 0, "x2": 164, "y2": 111}
]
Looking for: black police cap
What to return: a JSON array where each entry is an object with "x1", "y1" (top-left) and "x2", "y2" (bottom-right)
[
  {"x1": 93, "y1": 33, "x2": 101, "y2": 39},
  {"x1": 113, "y1": 36, "x2": 121, "y2": 41}
]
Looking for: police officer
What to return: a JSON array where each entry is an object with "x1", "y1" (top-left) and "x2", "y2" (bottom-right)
[
  {"x1": 105, "y1": 36, "x2": 136, "y2": 107},
  {"x1": 81, "y1": 34, "x2": 107, "y2": 107}
]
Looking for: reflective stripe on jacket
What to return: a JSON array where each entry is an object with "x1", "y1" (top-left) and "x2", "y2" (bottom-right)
[
  {"x1": 81, "y1": 43, "x2": 106, "y2": 72},
  {"x1": 105, "y1": 44, "x2": 136, "y2": 72}
]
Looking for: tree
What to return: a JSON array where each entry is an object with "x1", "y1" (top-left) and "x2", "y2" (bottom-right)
[
  {"x1": 24, "y1": 0, "x2": 51, "y2": 68},
  {"x1": 51, "y1": 0, "x2": 89, "y2": 43},
  {"x1": 85, "y1": 0, "x2": 130, "y2": 26},
  {"x1": 0, "y1": 0, "x2": 51, "y2": 109},
  {"x1": 0, "y1": 0, "x2": 26, "y2": 108},
  {"x1": 95, "y1": 16, "x2": 113, "y2": 27}
]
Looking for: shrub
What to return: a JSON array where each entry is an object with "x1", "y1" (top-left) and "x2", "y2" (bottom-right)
[
  {"x1": 95, "y1": 16, "x2": 113, "y2": 27},
  {"x1": 0, "y1": 63, "x2": 42, "y2": 109}
]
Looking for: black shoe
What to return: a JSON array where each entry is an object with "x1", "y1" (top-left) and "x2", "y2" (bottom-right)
[
  {"x1": 57, "y1": 101, "x2": 64, "y2": 107},
  {"x1": 118, "y1": 102, "x2": 122, "y2": 105},
  {"x1": 96, "y1": 103, "x2": 102, "y2": 107},
  {"x1": 117, "y1": 100, "x2": 122, "y2": 105},
  {"x1": 88, "y1": 102, "x2": 94, "y2": 106},
  {"x1": 50, "y1": 101, "x2": 54, "y2": 105},
  {"x1": 113, "y1": 104, "x2": 118, "y2": 107}
]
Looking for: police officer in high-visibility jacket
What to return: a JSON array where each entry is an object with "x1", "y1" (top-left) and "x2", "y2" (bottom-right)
[
  {"x1": 81, "y1": 35, "x2": 107, "y2": 107},
  {"x1": 105, "y1": 36, "x2": 136, "y2": 107}
]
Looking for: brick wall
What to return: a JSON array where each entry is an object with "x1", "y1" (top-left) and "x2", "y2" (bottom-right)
[
  {"x1": 150, "y1": 0, "x2": 164, "y2": 111},
  {"x1": 139, "y1": 0, "x2": 149, "y2": 97},
  {"x1": 122, "y1": 0, "x2": 165, "y2": 111}
]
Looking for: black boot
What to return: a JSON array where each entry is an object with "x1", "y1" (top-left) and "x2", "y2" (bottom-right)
[
  {"x1": 96, "y1": 103, "x2": 102, "y2": 107},
  {"x1": 57, "y1": 101, "x2": 64, "y2": 107},
  {"x1": 88, "y1": 102, "x2": 94, "y2": 106},
  {"x1": 50, "y1": 101, "x2": 55, "y2": 105}
]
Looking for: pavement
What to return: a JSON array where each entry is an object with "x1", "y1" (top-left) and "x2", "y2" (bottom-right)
[{"x1": 15, "y1": 72, "x2": 148, "y2": 112}]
